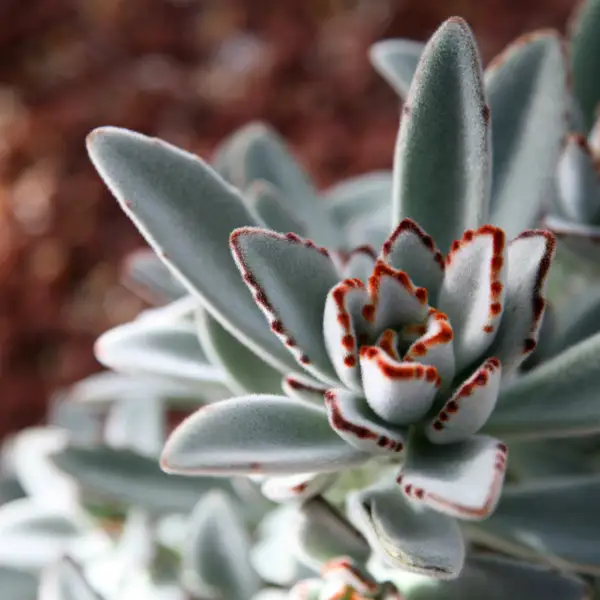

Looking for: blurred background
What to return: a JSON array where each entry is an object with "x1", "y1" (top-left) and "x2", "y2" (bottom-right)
[{"x1": 0, "y1": 0, "x2": 579, "y2": 438}]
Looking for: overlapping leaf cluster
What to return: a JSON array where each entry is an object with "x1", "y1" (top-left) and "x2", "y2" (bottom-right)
[{"x1": 4, "y1": 2, "x2": 600, "y2": 599}]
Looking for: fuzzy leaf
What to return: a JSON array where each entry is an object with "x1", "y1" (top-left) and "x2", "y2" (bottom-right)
[
  {"x1": 557, "y1": 134, "x2": 600, "y2": 223},
  {"x1": 339, "y1": 246, "x2": 376, "y2": 282},
  {"x1": 426, "y1": 358, "x2": 501, "y2": 444},
  {"x1": 360, "y1": 349, "x2": 440, "y2": 426},
  {"x1": 230, "y1": 227, "x2": 339, "y2": 383},
  {"x1": 400, "y1": 555, "x2": 589, "y2": 600},
  {"x1": 161, "y1": 396, "x2": 369, "y2": 475},
  {"x1": 347, "y1": 483, "x2": 465, "y2": 579},
  {"x1": 398, "y1": 435, "x2": 507, "y2": 520},
  {"x1": 393, "y1": 18, "x2": 490, "y2": 255},
  {"x1": 381, "y1": 219, "x2": 445, "y2": 301},
  {"x1": 369, "y1": 39, "x2": 424, "y2": 98},
  {"x1": 86, "y1": 127, "x2": 298, "y2": 373},
  {"x1": 486, "y1": 331, "x2": 600, "y2": 439},
  {"x1": 570, "y1": 0, "x2": 600, "y2": 130},
  {"x1": 94, "y1": 319, "x2": 225, "y2": 387},
  {"x1": 325, "y1": 171, "x2": 392, "y2": 228},
  {"x1": 487, "y1": 230, "x2": 555, "y2": 373},
  {"x1": 437, "y1": 226, "x2": 505, "y2": 370},
  {"x1": 182, "y1": 491, "x2": 260, "y2": 600},
  {"x1": 212, "y1": 122, "x2": 340, "y2": 246},
  {"x1": 121, "y1": 248, "x2": 186, "y2": 305},
  {"x1": 324, "y1": 388, "x2": 407, "y2": 455},
  {"x1": 196, "y1": 308, "x2": 283, "y2": 395},
  {"x1": 486, "y1": 31, "x2": 568, "y2": 236},
  {"x1": 471, "y1": 475, "x2": 600, "y2": 575},
  {"x1": 51, "y1": 445, "x2": 229, "y2": 514}
]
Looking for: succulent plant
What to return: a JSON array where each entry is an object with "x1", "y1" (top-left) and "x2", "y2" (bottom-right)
[{"x1": 8, "y1": 4, "x2": 600, "y2": 599}]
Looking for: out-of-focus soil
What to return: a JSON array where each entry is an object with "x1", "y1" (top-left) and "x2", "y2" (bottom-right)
[{"x1": 0, "y1": 0, "x2": 578, "y2": 438}]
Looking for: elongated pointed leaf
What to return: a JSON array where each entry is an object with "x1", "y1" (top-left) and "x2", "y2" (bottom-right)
[
  {"x1": 161, "y1": 395, "x2": 369, "y2": 475},
  {"x1": 369, "y1": 39, "x2": 424, "y2": 98},
  {"x1": 393, "y1": 18, "x2": 490, "y2": 254},
  {"x1": 471, "y1": 475, "x2": 600, "y2": 575},
  {"x1": 397, "y1": 555, "x2": 589, "y2": 600},
  {"x1": 230, "y1": 227, "x2": 339, "y2": 383},
  {"x1": 95, "y1": 312, "x2": 225, "y2": 387},
  {"x1": 570, "y1": 0, "x2": 600, "y2": 130},
  {"x1": 196, "y1": 308, "x2": 283, "y2": 395},
  {"x1": 212, "y1": 122, "x2": 340, "y2": 246},
  {"x1": 486, "y1": 31, "x2": 568, "y2": 236},
  {"x1": 51, "y1": 445, "x2": 230, "y2": 514},
  {"x1": 437, "y1": 225, "x2": 505, "y2": 370},
  {"x1": 347, "y1": 483, "x2": 465, "y2": 579},
  {"x1": 183, "y1": 491, "x2": 260, "y2": 600},
  {"x1": 486, "y1": 331, "x2": 600, "y2": 438},
  {"x1": 86, "y1": 127, "x2": 297, "y2": 373}
]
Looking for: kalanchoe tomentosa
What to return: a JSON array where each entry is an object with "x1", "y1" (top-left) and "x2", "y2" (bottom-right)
[{"x1": 80, "y1": 7, "x2": 600, "y2": 593}]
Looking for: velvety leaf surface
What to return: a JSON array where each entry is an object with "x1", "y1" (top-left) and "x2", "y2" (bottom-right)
[
  {"x1": 392, "y1": 18, "x2": 490, "y2": 255},
  {"x1": 369, "y1": 39, "x2": 424, "y2": 98},
  {"x1": 425, "y1": 357, "x2": 501, "y2": 444},
  {"x1": 347, "y1": 483, "x2": 465, "y2": 579},
  {"x1": 182, "y1": 491, "x2": 260, "y2": 600},
  {"x1": 86, "y1": 127, "x2": 298, "y2": 373},
  {"x1": 486, "y1": 31, "x2": 568, "y2": 236},
  {"x1": 471, "y1": 475, "x2": 600, "y2": 574},
  {"x1": 51, "y1": 445, "x2": 230, "y2": 514},
  {"x1": 398, "y1": 435, "x2": 507, "y2": 520},
  {"x1": 437, "y1": 226, "x2": 505, "y2": 370},
  {"x1": 196, "y1": 308, "x2": 283, "y2": 395},
  {"x1": 486, "y1": 331, "x2": 600, "y2": 438},
  {"x1": 487, "y1": 230, "x2": 555, "y2": 373},
  {"x1": 231, "y1": 227, "x2": 339, "y2": 382},
  {"x1": 571, "y1": 0, "x2": 600, "y2": 130},
  {"x1": 161, "y1": 396, "x2": 369, "y2": 475}
]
